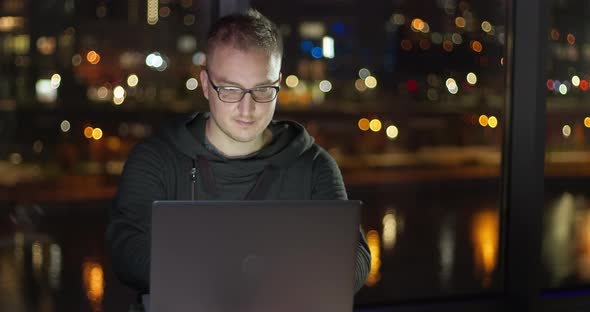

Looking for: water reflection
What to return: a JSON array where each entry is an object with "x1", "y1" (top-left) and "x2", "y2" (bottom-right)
[
  {"x1": 543, "y1": 192, "x2": 590, "y2": 286},
  {"x1": 382, "y1": 208, "x2": 403, "y2": 251},
  {"x1": 543, "y1": 192, "x2": 577, "y2": 286},
  {"x1": 439, "y1": 214, "x2": 456, "y2": 289},
  {"x1": 576, "y1": 208, "x2": 590, "y2": 280},
  {"x1": 48, "y1": 244, "x2": 62, "y2": 290},
  {"x1": 32, "y1": 241, "x2": 43, "y2": 277},
  {"x1": 82, "y1": 260, "x2": 105, "y2": 312},
  {"x1": 470, "y1": 209, "x2": 499, "y2": 288},
  {"x1": 365, "y1": 230, "x2": 382, "y2": 287}
]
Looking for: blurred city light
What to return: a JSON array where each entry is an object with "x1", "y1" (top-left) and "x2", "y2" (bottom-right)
[
  {"x1": 446, "y1": 78, "x2": 458, "y2": 94},
  {"x1": 50, "y1": 73, "x2": 61, "y2": 89},
  {"x1": 84, "y1": 127, "x2": 94, "y2": 139},
  {"x1": 36, "y1": 36, "x2": 56, "y2": 55},
  {"x1": 86, "y1": 50, "x2": 100, "y2": 64},
  {"x1": 419, "y1": 39, "x2": 431, "y2": 50},
  {"x1": 366, "y1": 230, "x2": 381, "y2": 287},
  {"x1": 572, "y1": 75, "x2": 580, "y2": 87},
  {"x1": 546, "y1": 79, "x2": 555, "y2": 91},
  {"x1": 581, "y1": 80, "x2": 589, "y2": 91},
  {"x1": 33, "y1": 140, "x2": 43, "y2": 153},
  {"x1": 319, "y1": 80, "x2": 332, "y2": 92},
  {"x1": 127, "y1": 74, "x2": 139, "y2": 87},
  {"x1": 192, "y1": 52, "x2": 206, "y2": 66},
  {"x1": 183, "y1": 14, "x2": 195, "y2": 26},
  {"x1": 358, "y1": 68, "x2": 371, "y2": 80},
  {"x1": 60, "y1": 120, "x2": 71, "y2": 132},
  {"x1": 391, "y1": 13, "x2": 405, "y2": 25},
  {"x1": 97, "y1": 86, "x2": 109, "y2": 99},
  {"x1": 567, "y1": 33, "x2": 575, "y2": 45},
  {"x1": 355, "y1": 79, "x2": 367, "y2": 92},
  {"x1": 186, "y1": 78, "x2": 198, "y2": 90},
  {"x1": 159, "y1": 6, "x2": 171, "y2": 18},
  {"x1": 455, "y1": 17, "x2": 466, "y2": 28},
  {"x1": 299, "y1": 21, "x2": 325, "y2": 39},
  {"x1": 311, "y1": 47, "x2": 323, "y2": 59},
  {"x1": 113, "y1": 86, "x2": 125, "y2": 98},
  {"x1": 443, "y1": 40, "x2": 454, "y2": 52},
  {"x1": 481, "y1": 21, "x2": 493, "y2": 32},
  {"x1": 147, "y1": 0, "x2": 158, "y2": 25},
  {"x1": 400, "y1": 40, "x2": 412, "y2": 51},
  {"x1": 559, "y1": 84, "x2": 568, "y2": 95},
  {"x1": 32, "y1": 241, "x2": 43, "y2": 273},
  {"x1": 406, "y1": 79, "x2": 418, "y2": 92},
  {"x1": 488, "y1": 116, "x2": 498, "y2": 128},
  {"x1": 285, "y1": 75, "x2": 299, "y2": 88},
  {"x1": 322, "y1": 36, "x2": 334, "y2": 59},
  {"x1": 369, "y1": 119, "x2": 382, "y2": 132},
  {"x1": 479, "y1": 115, "x2": 489, "y2": 127},
  {"x1": 9, "y1": 153, "x2": 22, "y2": 165},
  {"x1": 358, "y1": 118, "x2": 370, "y2": 131},
  {"x1": 300, "y1": 40, "x2": 313, "y2": 53},
  {"x1": 451, "y1": 33, "x2": 463, "y2": 45},
  {"x1": 411, "y1": 18, "x2": 426, "y2": 32},
  {"x1": 562, "y1": 125, "x2": 572, "y2": 137},
  {"x1": 92, "y1": 128, "x2": 103, "y2": 140},
  {"x1": 72, "y1": 54, "x2": 82, "y2": 66},
  {"x1": 0, "y1": 16, "x2": 25, "y2": 32},
  {"x1": 471, "y1": 40, "x2": 483, "y2": 53},
  {"x1": 365, "y1": 76, "x2": 378, "y2": 88},
  {"x1": 584, "y1": 117, "x2": 590, "y2": 128},
  {"x1": 36, "y1": 79, "x2": 57, "y2": 103},
  {"x1": 48, "y1": 243, "x2": 62, "y2": 290},
  {"x1": 382, "y1": 209, "x2": 399, "y2": 250},
  {"x1": 177, "y1": 35, "x2": 197, "y2": 53},
  {"x1": 427, "y1": 88, "x2": 439, "y2": 101},
  {"x1": 471, "y1": 209, "x2": 499, "y2": 288},
  {"x1": 386, "y1": 125, "x2": 399, "y2": 139},
  {"x1": 106, "y1": 137, "x2": 122, "y2": 151},
  {"x1": 113, "y1": 86, "x2": 125, "y2": 105},
  {"x1": 466, "y1": 72, "x2": 477, "y2": 85},
  {"x1": 82, "y1": 261, "x2": 104, "y2": 312},
  {"x1": 146, "y1": 52, "x2": 162, "y2": 67},
  {"x1": 551, "y1": 28, "x2": 560, "y2": 41}
]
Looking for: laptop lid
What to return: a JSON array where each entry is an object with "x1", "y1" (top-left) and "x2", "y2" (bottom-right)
[{"x1": 150, "y1": 200, "x2": 361, "y2": 312}]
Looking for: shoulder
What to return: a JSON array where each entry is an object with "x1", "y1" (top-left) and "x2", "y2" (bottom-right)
[
  {"x1": 309, "y1": 145, "x2": 340, "y2": 171},
  {"x1": 123, "y1": 134, "x2": 177, "y2": 173}
]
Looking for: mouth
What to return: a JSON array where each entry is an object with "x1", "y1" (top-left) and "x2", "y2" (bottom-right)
[{"x1": 235, "y1": 120, "x2": 255, "y2": 127}]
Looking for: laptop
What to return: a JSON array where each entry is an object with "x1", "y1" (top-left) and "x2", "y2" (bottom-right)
[{"x1": 149, "y1": 200, "x2": 361, "y2": 312}]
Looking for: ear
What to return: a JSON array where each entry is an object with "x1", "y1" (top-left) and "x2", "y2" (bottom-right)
[{"x1": 199, "y1": 69, "x2": 209, "y2": 100}]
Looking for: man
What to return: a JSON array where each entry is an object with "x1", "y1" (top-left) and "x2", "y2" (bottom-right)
[{"x1": 106, "y1": 8, "x2": 371, "y2": 305}]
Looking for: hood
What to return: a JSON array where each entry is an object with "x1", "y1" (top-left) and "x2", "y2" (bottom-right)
[{"x1": 158, "y1": 112, "x2": 315, "y2": 168}]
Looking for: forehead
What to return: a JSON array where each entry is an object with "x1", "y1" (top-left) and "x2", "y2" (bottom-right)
[{"x1": 206, "y1": 45, "x2": 281, "y2": 85}]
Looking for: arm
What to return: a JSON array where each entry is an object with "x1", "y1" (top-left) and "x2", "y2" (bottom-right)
[
  {"x1": 106, "y1": 140, "x2": 167, "y2": 293},
  {"x1": 310, "y1": 148, "x2": 371, "y2": 293}
]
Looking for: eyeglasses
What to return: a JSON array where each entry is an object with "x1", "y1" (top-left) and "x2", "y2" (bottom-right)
[{"x1": 206, "y1": 70, "x2": 280, "y2": 103}]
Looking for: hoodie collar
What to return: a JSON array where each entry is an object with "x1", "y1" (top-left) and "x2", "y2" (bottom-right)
[{"x1": 161, "y1": 112, "x2": 314, "y2": 168}]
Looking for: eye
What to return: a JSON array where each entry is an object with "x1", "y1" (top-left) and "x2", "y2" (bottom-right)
[{"x1": 221, "y1": 86, "x2": 242, "y2": 92}]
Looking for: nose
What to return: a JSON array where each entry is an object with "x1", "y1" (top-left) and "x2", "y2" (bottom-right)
[{"x1": 237, "y1": 92, "x2": 255, "y2": 117}]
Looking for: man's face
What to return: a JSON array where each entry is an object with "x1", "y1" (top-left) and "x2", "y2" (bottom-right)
[{"x1": 200, "y1": 44, "x2": 281, "y2": 152}]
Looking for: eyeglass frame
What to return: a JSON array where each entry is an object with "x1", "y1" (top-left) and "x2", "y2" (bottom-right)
[{"x1": 205, "y1": 70, "x2": 280, "y2": 103}]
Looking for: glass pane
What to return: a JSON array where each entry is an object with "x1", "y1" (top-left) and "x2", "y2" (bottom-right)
[
  {"x1": 251, "y1": 0, "x2": 507, "y2": 304},
  {"x1": 0, "y1": 0, "x2": 509, "y2": 310},
  {"x1": 543, "y1": 0, "x2": 590, "y2": 291}
]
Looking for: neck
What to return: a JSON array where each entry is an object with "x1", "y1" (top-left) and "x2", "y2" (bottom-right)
[{"x1": 205, "y1": 119, "x2": 271, "y2": 157}]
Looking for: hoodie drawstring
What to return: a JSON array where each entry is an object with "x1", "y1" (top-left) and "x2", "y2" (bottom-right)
[{"x1": 190, "y1": 159, "x2": 197, "y2": 200}]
